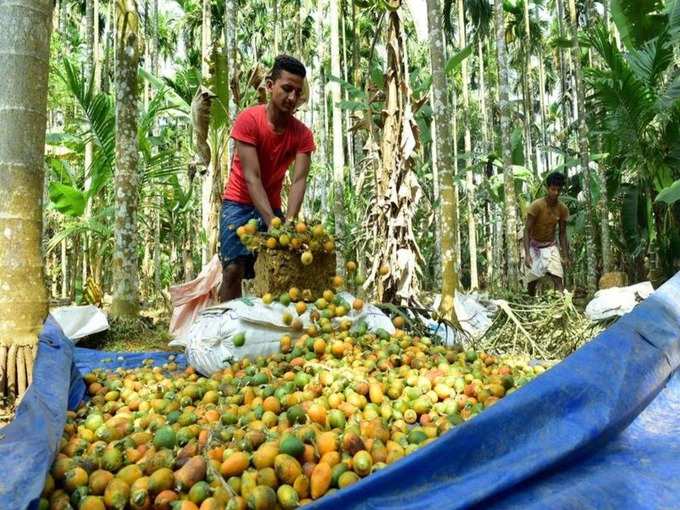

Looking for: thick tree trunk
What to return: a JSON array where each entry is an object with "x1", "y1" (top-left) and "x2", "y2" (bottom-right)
[
  {"x1": 568, "y1": 0, "x2": 597, "y2": 293},
  {"x1": 111, "y1": 2, "x2": 141, "y2": 319},
  {"x1": 495, "y1": 0, "x2": 520, "y2": 290},
  {"x1": 427, "y1": 0, "x2": 459, "y2": 321},
  {"x1": 330, "y1": 0, "x2": 345, "y2": 271},
  {"x1": 0, "y1": 0, "x2": 53, "y2": 399}
]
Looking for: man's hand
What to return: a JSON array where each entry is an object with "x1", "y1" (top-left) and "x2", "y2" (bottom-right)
[{"x1": 525, "y1": 254, "x2": 532, "y2": 269}]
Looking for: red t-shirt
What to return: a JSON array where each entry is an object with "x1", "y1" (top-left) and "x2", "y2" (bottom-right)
[{"x1": 223, "y1": 105, "x2": 316, "y2": 209}]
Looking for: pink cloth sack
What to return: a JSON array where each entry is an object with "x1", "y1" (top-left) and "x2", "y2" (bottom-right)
[{"x1": 169, "y1": 255, "x2": 223, "y2": 338}]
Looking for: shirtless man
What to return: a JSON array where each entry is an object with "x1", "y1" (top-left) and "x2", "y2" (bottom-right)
[{"x1": 524, "y1": 172, "x2": 570, "y2": 296}]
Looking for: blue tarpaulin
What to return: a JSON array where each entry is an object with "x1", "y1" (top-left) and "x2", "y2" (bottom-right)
[{"x1": 1, "y1": 274, "x2": 678, "y2": 510}]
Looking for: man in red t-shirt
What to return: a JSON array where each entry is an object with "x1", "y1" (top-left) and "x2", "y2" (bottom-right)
[{"x1": 219, "y1": 55, "x2": 316, "y2": 302}]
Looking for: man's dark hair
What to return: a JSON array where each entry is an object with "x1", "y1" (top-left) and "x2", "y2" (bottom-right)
[
  {"x1": 269, "y1": 55, "x2": 306, "y2": 81},
  {"x1": 546, "y1": 171, "x2": 566, "y2": 188}
]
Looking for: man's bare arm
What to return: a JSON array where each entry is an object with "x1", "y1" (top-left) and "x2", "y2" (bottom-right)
[
  {"x1": 237, "y1": 140, "x2": 276, "y2": 227},
  {"x1": 286, "y1": 152, "x2": 311, "y2": 221},
  {"x1": 524, "y1": 214, "x2": 535, "y2": 268}
]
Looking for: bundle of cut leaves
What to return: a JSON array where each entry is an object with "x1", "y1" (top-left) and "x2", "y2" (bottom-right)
[{"x1": 475, "y1": 291, "x2": 604, "y2": 361}]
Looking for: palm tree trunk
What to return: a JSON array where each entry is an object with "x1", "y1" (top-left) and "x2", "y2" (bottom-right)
[
  {"x1": 273, "y1": 0, "x2": 280, "y2": 55},
  {"x1": 495, "y1": 0, "x2": 520, "y2": 290},
  {"x1": 522, "y1": 0, "x2": 534, "y2": 174},
  {"x1": 451, "y1": 92, "x2": 462, "y2": 273},
  {"x1": 84, "y1": 0, "x2": 100, "y2": 293},
  {"x1": 313, "y1": 3, "x2": 329, "y2": 212},
  {"x1": 184, "y1": 215, "x2": 195, "y2": 282},
  {"x1": 556, "y1": 0, "x2": 570, "y2": 165},
  {"x1": 427, "y1": 0, "x2": 459, "y2": 322},
  {"x1": 457, "y1": 0, "x2": 478, "y2": 290},
  {"x1": 61, "y1": 239, "x2": 69, "y2": 299},
  {"x1": 101, "y1": 0, "x2": 114, "y2": 94},
  {"x1": 538, "y1": 48, "x2": 550, "y2": 171},
  {"x1": 200, "y1": 0, "x2": 214, "y2": 267},
  {"x1": 59, "y1": 0, "x2": 69, "y2": 35},
  {"x1": 568, "y1": 0, "x2": 597, "y2": 294},
  {"x1": 340, "y1": 0, "x2": 355, "y2": 184},
  {"x1": 330, "y1": 0, "x2": 345, "y2": 272},
  {"x1": 151, "y1": 0, "x2": 162, "y2": 298},
  {"x1": 430, "y1": 117, "x2": 442, "y2": 287},
  {"x1": 111, "y1": 1, "x2": 142, "y2": 319},
  {"x1": 0, "y1": 0, "x2": 53, "y2": 399},
  {"x1": 225, "y1": 0, "x2": 237, "y2": 120},
  {"x1": 478, "y1": 39, "x2": 494, "y2": 288}
]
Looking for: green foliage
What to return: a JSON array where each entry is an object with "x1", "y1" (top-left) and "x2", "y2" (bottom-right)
[{"x1": 655, "y1": 180, "x2": 680, "y2": 205}]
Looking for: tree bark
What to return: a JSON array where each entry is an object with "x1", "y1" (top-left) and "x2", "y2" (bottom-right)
[
  {"x1": 495, "y1": 0, "x2": 520, "y2": 290},
  {"x1": 556, "y1": 0, "x2": 570, "y2": 165},
  {"x1": 538, "y1": 48, "x2": 550, "y2": 171},
  {"x1": 273, "y1": 0, "x2": 280, "y2": 55},
  {"x1": 427, "y1": 0, "x2": 459, "y2": 322},
  {"x1": 0, "y1": 0, "x2": 53, "y2": 399},
  {"x1": 457, "y1": 0, "x2": 478, "y2": 290},
  {"x1": 200, "y1": 0, "x2": 214, "y2": 267},
  {"x1": 340, "y1": 0, "x2": 355, "y2": 185},
  {"x1": 313, "y1": 2, "x2": 329, "y2": 213},
  {"x1": 522, "y1": 0, "x2": 534, "y2": 174},
  {"x1": 568, "y1": 0, "x2": 597, "y2": 294},
  {"x1": 111, "y1": 1, "x2": 142, "y2": 319},
  {"x1": 329, "y1": 0, "x2": 345, "y2": 272},
  {"x1": 478, "y1": 39, "x2": 495, "y2": 289},
  {"x1": 61, "y1": 239, "x2": 69, "y2": 299}
]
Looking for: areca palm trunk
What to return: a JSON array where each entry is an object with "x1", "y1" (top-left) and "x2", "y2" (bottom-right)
[
  {"x1": 495, "y1": 0, "x2": 520, "y2": 290},
  {"x1": 457, "y1": 0, "x2": 478, "y2": 290},
  {"x1": 0, "y1": 0, "x2": 53, "y2": 399},
  {"x1": 225, "y1": 0, "x2": 237, "y2": 120},
  {"x1": 111, "y1": 1, "x2": 142, "y2": 319},
  {"x1": 478, "y1": 39, "x2": 495, "y2": 288},
  {"x1": 330, "y1": 0, "x2": 345, "y2": 272},
  {"x1": 568, "y1": 0, "x2": 597, "y2": 293},
  {"x1": 427, "y1": 0, "x2": 459, "y2": 322},
  {"x1": 273, "y1": 0, "x2": 280, "y2": 54},
  {"x1": 556, "y1": 0, "x2": 570, "y2": 164},
  {"x1": 538, "y1": 48, "x2": 550, "y2": 171},
  {"x1": 84, "y1": 0, "x2": 100, "y2": 290},
  {"x1": 200, "y1": 0, "x2": 219, "y2": 267},
  {"x1": 522, "y1": 0, "x2": 534, "y2": 173}
]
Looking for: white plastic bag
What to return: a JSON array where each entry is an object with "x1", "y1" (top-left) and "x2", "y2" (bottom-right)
[
  {"x1": 171, "y1": 293, "x2": 394, "y2": 376},
  {"x1": 50, "y1": 305, "x2": 109, "y2": 342},
  {"x1": 585, "y1": 282, "x2": 654, "y2": 321},
  {"x1": 428, "y1": 293, "x2": 498, "y2": 346}
]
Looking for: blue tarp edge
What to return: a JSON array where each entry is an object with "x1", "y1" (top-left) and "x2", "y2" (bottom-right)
[{"x1": 307, "y1": 273, "x2": 680, "y2": 510}]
